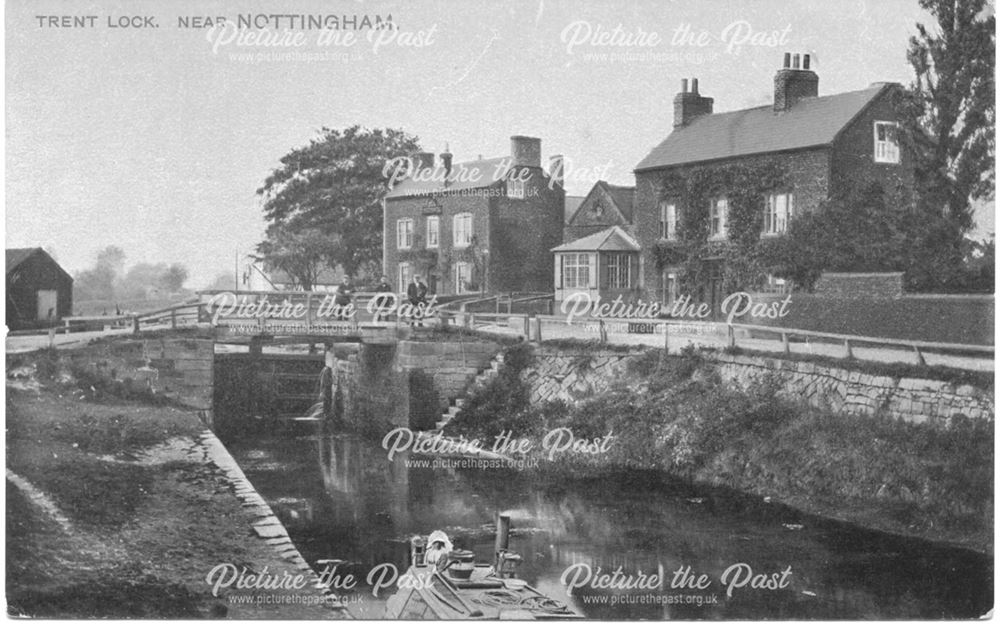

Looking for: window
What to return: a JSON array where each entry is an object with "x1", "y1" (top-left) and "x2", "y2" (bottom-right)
[
  {"x1": 396, "y1": 218, "x2": 413, "y2": 249},
  {"x1": 561, "y1": 253, "x2": 592, "y2": 289},
  {"x1": 709, "y1": 198, "x2": 728, "y2": 239},
  {"x1": 764, "y1": 192, "x2": 794, "y2": 235},
  {"x1": 606, "y1": 254, "x2": 631, "y2": 289},
  {"x1": 507, "y1": 179, "x2": 526, "y2": 199},
  {"x1": 662, "y1": 271, "x2": 678, "y2": 305},
  {"x1": 426, "y1": 216, "x2": 439, "y2": 248},
  {"x1": 455, "y1": 261, "x2": 473, "y2": 293},
  {"x1": 398, "y1": 262, "x2": 412, "y2": 292},
  {"x1": 659, "y1": 201, "x2": 677, "y2": 239},
  {"x1": 874, "y1": 121, "x2": 900, "y2": 164},
  {"x1": 453, "y1": 213, "x2": 473, "y2": 247}
]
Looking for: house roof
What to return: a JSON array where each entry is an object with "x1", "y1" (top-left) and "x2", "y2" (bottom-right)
[
  {"x1": 564, "y1": 196, "x2": 585, "y2": 223},
  {"x1": 551, "y1": 226, "x2": 641, "y2": 252},
  {"x1": 6, "y1": 247, "x2": 72, "y2": 281},
  {"x1": 6, "y1": 248, "x2": 38, "y2": 273},
  {"x1": 635, "y1": 83, "x2": 894, "y2": 171},
  {"x1": 566, "y1": 181, "x2": 635, "y2": 226},
  {"x1": 385, "y1": 157, "x2": 511, "y2": 199}
]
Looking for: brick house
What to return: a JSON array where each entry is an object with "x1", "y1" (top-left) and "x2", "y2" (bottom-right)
[
  {"x1": 632, "y1": 53, "x2": 915, "y2": 313},
  {"x1": 383, "y1": 136, "x2": 564, "y2": 297}
]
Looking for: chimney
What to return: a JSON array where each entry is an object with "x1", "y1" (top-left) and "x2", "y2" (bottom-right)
[
  {"x1": 510, "y1": 136, "x2": 541, "y2": 168},
  {"x1": 440, "y1": 143, "x2": 453, "y2": 179},
  {"x1": 673, "y1": 78, "x2": 714, "y2": 128},
  {"x1": 411, "y1": 151, "x2": 434, "y2": 171},
  {"x1": 774, "y1": 52, "x2": 818, "y2": 111},
  {"x1": 548, "y1": 155, "x2": 565, "y2": 188}
]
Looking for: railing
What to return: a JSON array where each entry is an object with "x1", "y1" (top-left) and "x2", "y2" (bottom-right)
[
  {"x1": 437, "y1": 309, "x2": 994, "y2": 370},
  {"x1": 132, "y1": 301, "x2": 207, "y2": 331}
]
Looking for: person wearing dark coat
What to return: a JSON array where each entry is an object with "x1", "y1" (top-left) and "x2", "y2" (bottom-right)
[
  {"x1": 406, "y1": 275, "x2": 428, "y2": 326},
  {"x1": 334, "y1": 278, "x2": 353, "y2": 321},
  {"x1": 374, "y1": 275, "x2": 393, "y2": 322}
]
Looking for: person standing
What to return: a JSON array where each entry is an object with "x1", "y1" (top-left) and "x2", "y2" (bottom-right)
[
  {"x1": 374, "y1": 275, "x2": 393, "y2": 322},
  {"x1": 407, "y1": 275, "x2": 428, "y2": 326},
  {"x1": 334, "y1": 277, "x2": 353, "y2": 321}
]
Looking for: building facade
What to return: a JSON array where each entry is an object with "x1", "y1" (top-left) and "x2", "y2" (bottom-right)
[
  {"x1": 383, "y1": 136, "x2": 565, "y2": 297},
  {"x1": 6, "y1": 248, "x2": 73, "y2": 329},
  {"x1": 632, "y1": 53, "x2": 915, "y2": 312}
]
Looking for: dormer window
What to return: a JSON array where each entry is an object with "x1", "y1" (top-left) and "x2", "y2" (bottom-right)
[{"x1": 874, "y1": 121, "x2": 900, "y2": 164}]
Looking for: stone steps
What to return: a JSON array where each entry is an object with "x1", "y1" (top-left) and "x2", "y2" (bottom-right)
[{"x1": 434, "y1": 351, "x2": 505, "y2": 432}]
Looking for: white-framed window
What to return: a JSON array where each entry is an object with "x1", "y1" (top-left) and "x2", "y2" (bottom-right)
[
  {"x1": 508, "y1": 179, "x2": 526, "y2": 199},
  {"x1": 453, "y1": 213, "x2": 473, "y2": 247},
  {"x1": 426, "y1": 216, "x2": 439, "y2": 248},
  {"x1": 662, "y1": 271, "x2": 678, "y2": 304},
  {"x1": 873, "y1": 121, "x2": 900, "y2": 164},
  {"x1": 659, "y1": 201, "x2": 678, "y2": 239},
  {"x1": 396, "y1": 218, "x2": 413, "y2": 249},
  {"x1": 606, "y1": 254, "x2": 631, "y2": 289},
  {"x1": 398, "y1": 262, "x2": 412, "y2": 292},
  {"x1": 764, "y1": 192, "x2": 794, "y2": 235},
  {"x1": 709, "y1": 197, "x2": 728, "y2": 240},
  {"x1": 455, "y1": 261, "x2": 473, "y2": 293},
  {"x1": 561, "y1": 253, "x2": 592, "y2": 289}
]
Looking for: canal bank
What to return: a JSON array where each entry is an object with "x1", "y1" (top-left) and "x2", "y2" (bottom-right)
[
  {"x1": 5, "y1": 349, "x2": 349, "y2": 619},
  {"x1": 441, "y1": 342, "x2": 994, "y2": 554}
]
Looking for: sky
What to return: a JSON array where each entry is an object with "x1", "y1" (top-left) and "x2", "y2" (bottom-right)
[{"x1": 5, "y1": 0, "x2": 993, "y2": 287}]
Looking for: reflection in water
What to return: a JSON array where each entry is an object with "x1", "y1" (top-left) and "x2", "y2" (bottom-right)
[{"x1": 226, "y1": 431, "x2": 992, "y2": 620}]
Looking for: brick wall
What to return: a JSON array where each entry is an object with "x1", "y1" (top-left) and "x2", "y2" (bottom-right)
[
  {"x1": 830, "y1": 86, "x2": 915, "y2": 201},
  {"x1": 491, "y1": 168, "x2": 564, "y2": 293},
  {"x1": 813, "y1": 272, "x2": 905, "y2": 299},
  {"x1": 634, "y1": 148, "x2": 831, "y2": 298},
  {"x1": 395, "y1": 339, "x2": 502, "y2": 408}
]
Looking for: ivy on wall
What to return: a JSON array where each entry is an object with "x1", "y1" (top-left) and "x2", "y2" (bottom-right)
[{"x1": 651, "y1": 160, "x2": 789, "y2": 293}]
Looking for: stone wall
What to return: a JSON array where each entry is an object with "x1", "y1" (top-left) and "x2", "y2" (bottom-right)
[
  {"x1": 520, "y1": 346, "x2": 637, "y2": 405},
  {"x1": 396, "y1": 339, "x2": 502, "y2": 407},
  {"x1": 711, "y1": 352, "x2": 993, "y2": 425},
  {"x1": 518, "y1": 345, "x2": 993, "y2": 426},
  {"x1": 65, "y1": 336, "x2": 214, "y2": 410}
]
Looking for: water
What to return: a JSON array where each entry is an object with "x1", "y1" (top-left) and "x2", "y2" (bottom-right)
[{"x1": 226, "y1": 431, "x2": 992, "y2": 620}]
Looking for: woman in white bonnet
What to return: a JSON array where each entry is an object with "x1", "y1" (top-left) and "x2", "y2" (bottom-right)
[{"x1": 424, "y1": 530, "x2": 453, "y2": 571}]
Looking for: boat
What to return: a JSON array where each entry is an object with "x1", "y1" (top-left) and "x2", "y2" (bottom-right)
[{"x1": 384, "y1": 516, "x2": 582, "y2": 620}]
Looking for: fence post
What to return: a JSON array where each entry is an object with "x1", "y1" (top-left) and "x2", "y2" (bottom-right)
[
  {"x1": 133, "y1": 316, "x2": 140, "y2": 334},
  {"x1": 306, "y1": 293, "x2": 313, "y2": 327},
  {"x1": 469, "y1": 313, "x2": 476, "y2": 329},
  {"x1": 727, "y1": 324, "x2": 735, "y2": 349},
  {"x1": 598, "y1": 319, "x2": 608, "y2": 344},
  {"x1": 171, "y1": 309, "x2": 177, "y2": 329},
  {"x1": 662, "y1": 322, "x2": 669, "y2": 355},
  {"x1": 523, "y1": 315, "x2": 530, "y2": 338},
  {"x1": 782, "y1": 332, "x2": 790, "y2": 355},
  {"x1": 913, "y1": 345, "x2": 926, "y2": 366},
  {"x1": 844, "y1": 339, "x2": 854, "y2": 359}
]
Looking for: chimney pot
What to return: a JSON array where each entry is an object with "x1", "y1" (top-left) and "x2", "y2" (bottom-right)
[
  {"x1": 803, "y1": 54, "x2": 810, "y2": 70},
  {"x1": 792, "y1": 53, "x2": 800, "y2": 69},
  {"x1": 774, "y1": 52, "x2": 819, "y2": 111},
  {"x1": 783, "y1": 52, "x2": 791, "y2": 68},
  {"x1": 680, "y1": 78, "x2": 688, "y2": 93},
  {"x1": 440, "y1": 144, "x2": 453, "y2": 179},
  {"x1": 691, "y1": 78, "x2": 699, "y2": 94},
  {"x1": 673, "y1": 79, "x2": 713, "y2": 127}
]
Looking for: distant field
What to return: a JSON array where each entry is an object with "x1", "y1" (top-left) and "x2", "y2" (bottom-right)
[{"x1": 737, "y1": 294, "x2": 994, "y2": 346}]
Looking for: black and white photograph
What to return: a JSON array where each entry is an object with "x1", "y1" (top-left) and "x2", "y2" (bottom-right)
[{"x1": 4, "y1": 0, "x2": 995, "y2": 620}]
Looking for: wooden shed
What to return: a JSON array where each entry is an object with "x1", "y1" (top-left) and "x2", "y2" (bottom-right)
[{"x1": 6, "y1": 248, "x2": 73, "y2": 330}]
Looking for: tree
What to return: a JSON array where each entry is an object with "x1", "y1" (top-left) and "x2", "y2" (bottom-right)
[
  {"x1": 161, "y1": 263, "x2": 189, "y2": 293},
  {"x1": 256, "y1": 226, "x2": 338, "y2": 291},
  {"x1": 256, "y1": 126, "x2": 422, "y2": 281},
  {"x1": 899, "y1": 0, "x2": 995, "y2": 231},
  {"x1": 74, "y1": 245, "x2": 126, "y2": 301},
  {"x1": 204, "y1": 272, "x2": 237, "y2": 292}
]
